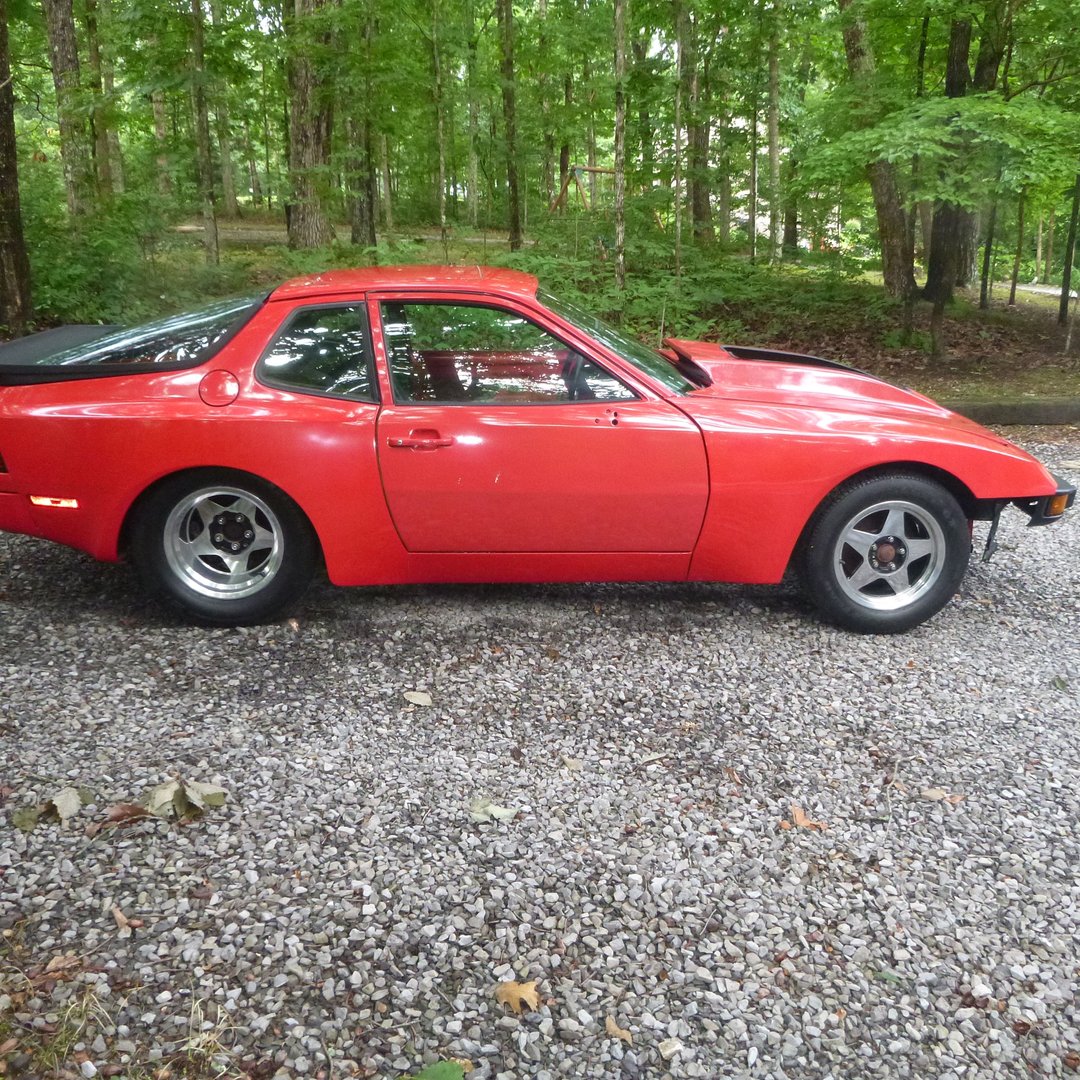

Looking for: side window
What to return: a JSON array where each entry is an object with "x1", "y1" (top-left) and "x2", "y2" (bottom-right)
[
  {"x1": 380, "y1": 301, "x2": 635, "y2": 404},
  {"x1": 259, "y1": 305, "x2": 377, "y2": 402}
]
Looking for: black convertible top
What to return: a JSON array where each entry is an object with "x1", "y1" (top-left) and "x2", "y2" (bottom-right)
[{"x1": 0, "y1": 325, "x2": 121, "y2": 366}]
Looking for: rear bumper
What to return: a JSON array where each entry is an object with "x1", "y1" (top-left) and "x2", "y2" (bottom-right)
[{"x1": 1013, "y1": 473, "x2": 1076, "y2": 526}]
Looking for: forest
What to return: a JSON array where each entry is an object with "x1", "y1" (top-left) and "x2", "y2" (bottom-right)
[{"x1": 3, "y1": 0, "x2": 1080, "y2": 380}]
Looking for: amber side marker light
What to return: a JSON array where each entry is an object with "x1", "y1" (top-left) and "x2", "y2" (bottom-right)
[
  {"x1": 1047, "y1": 493, "x2": 1070, "y2": 518},
  {"x1": 30, "y1": 496, "x2": 79, "y2": 509}
]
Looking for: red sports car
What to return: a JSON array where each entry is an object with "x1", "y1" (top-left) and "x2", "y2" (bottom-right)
[{"x1": 0, "y1": 266, "x2": 1073, "y2": 632}]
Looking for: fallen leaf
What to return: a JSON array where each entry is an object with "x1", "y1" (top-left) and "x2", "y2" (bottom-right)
[
  {"x1": 945, "y1": 793, "x2": 965, "y2": 806},
  {"x1": 790, "y1": 804, "x2": 827, "y2": 831},
  {"x1": 44, "y1": 953, "x2": 81, "y2": 974},
  {"x1": 469, "y1": 797, "x2": 517, "y2": 823},
  {"x1": 835, "y1": 1007, "x2": 847, "y2": 1022},
  {"x1": 561, "y1": 755, "x2": 582, "y2": 771},
  {"x1": 183, "y1": 780, "x2": 227, "y2": 809},
  {"x1": 778, "y1": 819, "x2": 792, "y2": 830},
  {"x1": 494, "y1": 979, "x2": 540, "y2": 1015},
  {"x1": 404, "y1": 690, "x2": 433, "y2": 707},
  {"x1": 920, "y1": 788, "x2": 948, "y2": 801},
  {"x1": 605, "y1": 1015, "x2": 633, "y2": 1044},
  {"x1": 1064, "y1": 1049, "x2": 1080, "y2": 1071},
  {"x1": 111, "y1": 906, "x2": 131, "y2": 931},
  {"x1": 106, "y1": 802, "x2": 151, "y2": 824},
  {"x1": 43, "y1": 786, "x2": 83, "y2": 825},
  {"x1": 11, "y1": 806, "x2": 41, "y2": 832},
  {"x1": 414, "y1": 1064, "x2": 468, "y2": 1080},
  {"x1": 1052, "y1": 675, "x2": 1069, "y2": 692},
  {"x1": 0, "y1": 1037, "x2": 18, "y2": 1054},
  {"x1": 144, "y1": 778, "x2": 228, "y2": 820},
  {"x1": 1013, "y1": 1019, "x2": 1034, "y2": 1036}
]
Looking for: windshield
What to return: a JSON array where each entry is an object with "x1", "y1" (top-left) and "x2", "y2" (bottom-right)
[
  {"x1": 539, "y1": 289, "x2": 695, "y2": 394},
  {"x1": 36, "y1": 296, "x2": 261, "y2": 368}
]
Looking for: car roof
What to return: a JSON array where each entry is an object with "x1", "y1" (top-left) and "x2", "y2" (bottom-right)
[{"x1": 267, "y1": 265, "x2": 540, "y2": 302}]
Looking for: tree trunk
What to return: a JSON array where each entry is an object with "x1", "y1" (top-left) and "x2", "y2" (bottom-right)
[
  {"x1": 979, "y1": 195, "x2": 997, "y2": 309},
  {"x1": 923, "y1": 18, "x2": 971, "y2": 304},
  {"x1": 286, "y1": 0, "x2": 333, "y2": 248},
  {"x1": 208, "y1": 0, "x2": 239, "y2": 221},
  {"x1": 1008, "y1": 191, "x2": 1025, "y2": 305},
  {"x1": 717, "y1": 101, "x2": 730, "y2": 246},
  {"x1": 1034, "y1": 212, "x2": 1042, "y2": 283},
  {"x1": 82, "y1": 0, "x2": 114, "y2": 200},
  {"x1": 689, "y1": 39, "x2": 712, "y2": 242},
  {"x1": 431, "y1": 1, "x2": 448, "y2": 255},
  {"x1": 748, "y1": 76, "x2": 758, "y2": 262},
  {"x1": 1058, "y1": 174, "x2": 1079, "y2": 327},
  {"x1": 1043, "y1": 209, "x2": 1054, "y2": 284},
  {"x1": 782, "y1": 154, "x2": 798, "y2": 256},
  {"x1": 538, "y1": 0, "x2": 554, "y2": 206},
  {"x1": 631, "y1": 36, "x2": 653, "y2": 189},
  {"x1": 41, "y1": 0, "x2": 95, "y2": 217},
  {"x1": 151, "y1": 89, "x2": 171, "y2": 196},
  {"x1": 380, "y1": 133, "x2": 393, "y2": 231},
  {"x1": 190, "y1": 0, "x2": 219, "y2": 263},
  {"x1": 673, "y1": 0, "x2": 686, "y2": 275},
  {"x1": 767, "y1": 7, "x2": 781, "y2": 262},
  {"x1": 244, "y1": 119, "x2": 262, "y2": 207},
  {"x1": 0, "y1": 0, "x2": 32, "y2": 335},
  {"x1": 838, "y1": 0, "x2": 914, "y2": 299},
  {"x1": 559, "y1": 74, "x2": 571, "y2": 205},
  {"x1": 613, "y1": 0, "x2": 627, "y2": 290},
  {"x1": 497, "y1": 0, "x2": 521, "y2": 250},
  {"x1": 585, "y1": 58, "x2": 597, "y2": 205},
  {"x1": 466, "y1": 1, "x2": 480, "y2": 227}
]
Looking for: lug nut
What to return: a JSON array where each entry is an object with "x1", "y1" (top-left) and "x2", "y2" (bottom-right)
[
  {"x1": 244, "y1": 530, "x2": 253, "y2": 540},
  {"x1": 231, "y1": 543, "x2": 241, "y2": 552},
  {"x1": 214, "y1": 533, "x2": 224, "y2": 542}
]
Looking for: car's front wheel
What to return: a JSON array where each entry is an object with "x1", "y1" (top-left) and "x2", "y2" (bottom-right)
[
  {"x1": 132, "y1": 470, "x2": 317, "y2": 625},
  {"x1": 797, "y1": 473, "x2": 970, "y2": 633}
]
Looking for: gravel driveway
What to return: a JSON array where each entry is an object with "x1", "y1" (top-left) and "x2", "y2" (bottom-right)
[{"x1": 2, "y1": 430, "x2": 1079, "y2": 1080}]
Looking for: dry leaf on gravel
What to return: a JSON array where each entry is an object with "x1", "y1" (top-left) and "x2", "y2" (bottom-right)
[
  {"x1": 469, "y1": 797, "x2": 517, "y2": 823},
  {"x1": 404, "y1": 690, "x2": 433, "y2": 706},
  {"x1": 605, "y1": 1016, "x2": 633, "y2": 1044},
  {"x1": 144, "y1": 778, "x2": 227, "y2": 820},
  {"x1": 494, "y1": 979, "x2": 540, "y2": 1014},
  {"x1": 43, "y1": 786, "x2": 83, "y2": 825},
  {"x1": 790, "y1": 804, "x2": 828, "y2": 831}
]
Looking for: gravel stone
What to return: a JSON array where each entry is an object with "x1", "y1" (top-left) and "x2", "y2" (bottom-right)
[{"x1": 1, "y1": 428, "x2": 1078, "y2": 1077}]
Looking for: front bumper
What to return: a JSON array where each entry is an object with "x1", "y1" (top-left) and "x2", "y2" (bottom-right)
[{"x1": 1013, "y1": 473, "x2": 1076, "y2": 526}]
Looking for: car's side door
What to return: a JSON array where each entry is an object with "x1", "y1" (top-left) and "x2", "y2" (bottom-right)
[{"x1": 372, "y1": 295, "x2": 709, "y2": 554}]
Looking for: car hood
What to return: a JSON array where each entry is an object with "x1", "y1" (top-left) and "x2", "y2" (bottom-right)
[{"x1": 663, "y1": 338, "x2": 1006, "y2": 439}]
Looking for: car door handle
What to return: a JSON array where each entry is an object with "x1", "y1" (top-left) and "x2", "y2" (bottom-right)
[{"x1": 387, "y1": 432, "x2": 455, "y2": 450}]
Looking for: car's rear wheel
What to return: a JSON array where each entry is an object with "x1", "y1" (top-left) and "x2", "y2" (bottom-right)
[
  {"x1": 797, "y1": 473, "x2": 970, "y2": 633},
  {"x1": 132, "y1": 470, "x2": 317, "y2": 625}
]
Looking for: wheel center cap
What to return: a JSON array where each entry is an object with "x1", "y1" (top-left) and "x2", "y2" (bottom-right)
[
  {"x1": 869, "y1": 535, "x2": 907, "y2": 572},
  {"x1": 211, "y1": 512, "x2": 256, "y2": 554}
]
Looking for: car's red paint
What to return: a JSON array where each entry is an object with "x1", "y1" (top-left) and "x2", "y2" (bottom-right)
[{"x1": 0, "y1": 266, "x2": 1065, "y2": 599}]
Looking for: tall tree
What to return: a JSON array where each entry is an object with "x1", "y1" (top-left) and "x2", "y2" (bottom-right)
[
  {"x1": 82, "y1": 0, "x2": 114, "y2": 198},
  {"x1": 190, "y1": 0, "x2": 219, "y2": 263},
  {"x1": 836, "y1": 0, "x2": 913, "y2": 300},
  {"x1": 41, "y1": 0, "x2": 95, "y2": 216},
  {"x1": 0, "y1": 0, "x2": 32, "y2": 334},
  {"x1": 286, "y1": 0, "x2": 334, "y2": 248},
  {"x1": 497, "y1": 0, "x2": 522, "y2": 250},
  {"x1": 613, "y1": 0, "x2": 627, "y2": 290},
  {"x1": 767, "y1": 1, "x2": 781, "y2": 262}
]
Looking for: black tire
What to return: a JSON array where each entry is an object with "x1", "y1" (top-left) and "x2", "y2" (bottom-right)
[
  {"x1": 797, "y1": 473, "x2": 970, "y2": 634},
  {"x1": 131, "y1": 469, "x2": 318, "y2": 626}
]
